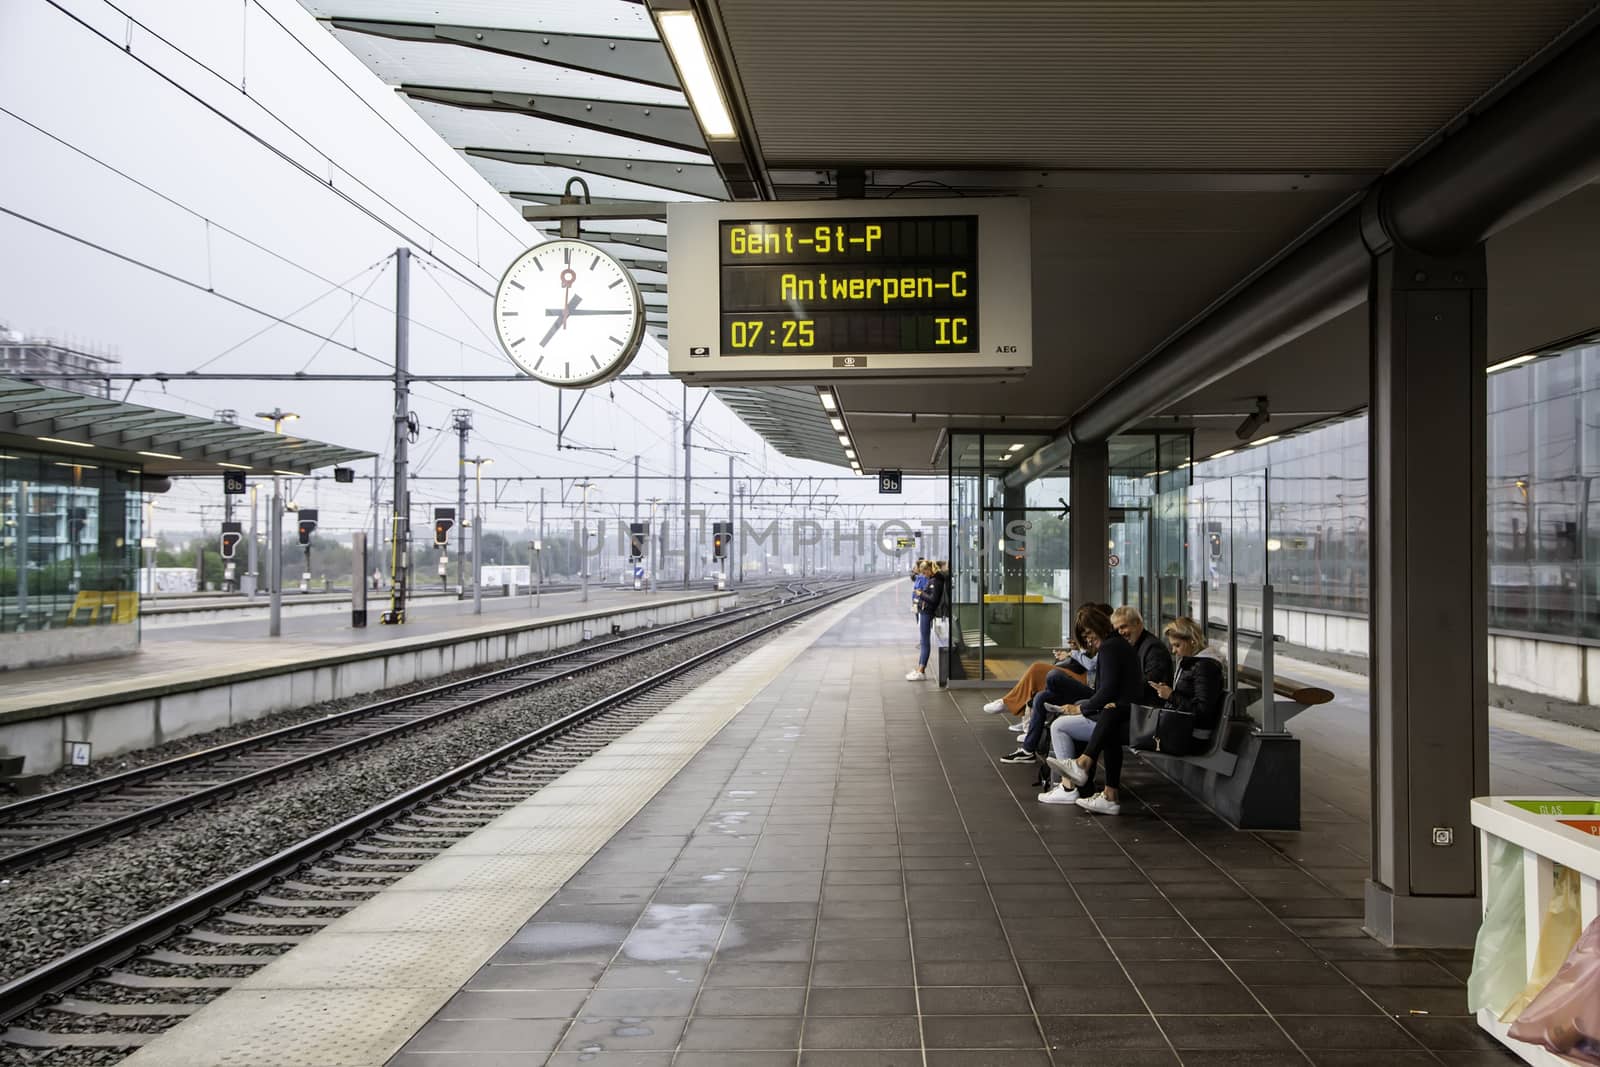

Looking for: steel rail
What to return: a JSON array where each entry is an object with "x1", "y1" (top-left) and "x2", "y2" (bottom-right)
[
  {"x1": 0, "y1": 583, "x2": 821, "y2": 873},
  {"x1": 0, "y1": 582, "x2": 804, "y2": 826},
  {"x1": 0, "y1": 580, "x2": 874, "y2": 1028}
]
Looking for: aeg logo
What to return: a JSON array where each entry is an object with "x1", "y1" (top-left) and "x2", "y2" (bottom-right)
[{"x1": 995, "y1": 345, "x2": 1018, "y2": 353}]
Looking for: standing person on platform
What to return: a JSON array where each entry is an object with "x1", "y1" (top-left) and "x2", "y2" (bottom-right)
[
  {"x1": 911, "y1": 558, "x2": 928, "y2": 618},
  {"x1": 906, "y1": 561, "x2": 942, "y2": 681}
]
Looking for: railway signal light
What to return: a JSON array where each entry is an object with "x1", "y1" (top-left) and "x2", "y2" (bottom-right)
[
  {"x1": 712, "y1": 521, "x2": 732, "y2": 560},
  {"x1": 220, "y1": 521, "x2": 243, "y2": 559},
  {"x1": 296, "y1": 508, "x2": 318, "y2": 546},
  {"x1": 629, "y1": 521, "x2": 647, "y2": 560},
  {"x1": 433, "y1": 507, "x2": 455, "y2": 547}
]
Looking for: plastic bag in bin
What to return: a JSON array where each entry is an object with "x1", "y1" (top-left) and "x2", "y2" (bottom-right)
[
  {"x1": 1467, "y1": 835, "x2": 1528, "y2": 1016},
  {"x1": 1501, "y1": 865, "x2": 1583, "y2": 1023},
  {"x1": 1508, "y1": 915, "x2": 1600, "y2": 1063}
]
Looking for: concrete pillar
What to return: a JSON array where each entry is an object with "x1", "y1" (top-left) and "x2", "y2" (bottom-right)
[
  {"x1": 1364, "y1": 243, "x2": 1489, "y2": 948},
  {"x1": 1069, "y1": 441, "x2": 1109, "y2": 610}
]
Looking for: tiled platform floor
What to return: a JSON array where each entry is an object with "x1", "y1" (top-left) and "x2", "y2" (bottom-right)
[{"x1": 391, "y1": 588, "x2": 1524, "y2": 1066}]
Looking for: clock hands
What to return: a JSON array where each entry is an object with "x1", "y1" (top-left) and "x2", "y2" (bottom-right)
[
  {"x1": 558, "y1": 267, "x2": 578, "y2": 330},
  {"x1": 542, "y1": 308, "x2": 632, "y2": 316},
  {"x1": 539, "y1": 293, "x2": 582, "y2": 348}
]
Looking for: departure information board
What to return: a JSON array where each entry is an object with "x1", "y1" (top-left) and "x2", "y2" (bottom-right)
[
  {"x1": 718, "y1": 216, "x2": 978, "y2": 356},
  {"x1": 668, "y1": 198, "x2": 1030, "y2": 384}
]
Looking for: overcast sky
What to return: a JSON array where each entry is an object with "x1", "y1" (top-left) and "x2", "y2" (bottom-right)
[{"x1": 0, "y1": 0, "x2": 946, "y2": 544}]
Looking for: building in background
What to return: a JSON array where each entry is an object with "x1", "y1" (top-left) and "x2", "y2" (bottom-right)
[{"x1": 0, "y1": 324, "x2": 117, "y2": 398}]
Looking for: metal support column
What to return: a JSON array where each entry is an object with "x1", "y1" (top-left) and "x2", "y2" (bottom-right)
[
  {"x1": 1365, "y1": 242, "x2": 1489, "y2": 948},
  {"x1": 682, "y1": 403, "x2": 692, "y2": 589},
  {"x1": 1068, "y1": 440, "x2": 1109, "y2": 608},
  {"x1": 245, "y1": 484, "x2": 259, "y2": 597},
  {"x1": 453, "y1": 409, "x2": 472, "y2": 596},
  {"x1": 268, "y1": 489, "x2": 282, "y2": 636},
  {"x1": 385, "y1": 247, "x2": 411, "y2": 624}
]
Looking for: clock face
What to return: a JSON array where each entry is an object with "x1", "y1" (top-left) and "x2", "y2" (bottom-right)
[{"x1": 493, "y1": 239, "x2": 646, "y2": 388}]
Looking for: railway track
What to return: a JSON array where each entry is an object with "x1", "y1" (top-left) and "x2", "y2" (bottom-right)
[
  {"x1": 0, "y1": 581, "x2": 824, "y2": 874},
  {"x1": 0, "y1": 578, "x2": 875, "y2": 1063}
]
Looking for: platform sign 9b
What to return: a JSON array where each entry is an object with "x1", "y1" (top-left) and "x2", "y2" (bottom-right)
[
  {"x1": 878, "y1": 469, "x2": 902, "y2": 495},
  {"x1": 668, "y1": 198, "x2": 1031, "y2": 384}
]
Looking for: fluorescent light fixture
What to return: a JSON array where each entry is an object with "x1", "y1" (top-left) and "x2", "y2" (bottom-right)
[
  {"x1": 138, "y1": 450, "x2": 183, "y2": 460},
  {"x1": 1487, "y1": 353, "x2": 1537, "y2": 374},
  {"x1": 1210, "y1": 449, "x2": 1236, "y2": 459},
  {"x1": 845, "y1": 449, "x2": 856, "y2": 459},
  {"x1": 0, "y1": 454, "x2": 16, "y2": 460},
  {"x1": 829, "y1": 417, "x2": 845, "y2": 432},
  {"x1": 1177, "y1": 461, "x2": 1193, "y2": 469},
  {"x1": 37, "y1": 436, "x2": 93, "y2": 448},
  {"x1": 837, "y1": 434, "x2": 850, "y2": 445},
  {"x1": 818, "y1": 390, "x2": 837, "y2": 412},
  {"x1": 1009, "y1": 442, "x2": 1025, "y2": 451},
  {"x1": 54, "y1": 461, "x2": 97, "y2": 470},
  {"x1": 1248, "y1": 435, "x2": 1280, "y2": 447},
  {"x1": 218, "y1": 462, "x2": 252, "y2": 469},
  {"x1": 657, "y1": 10, "x2": 737, "y2": 140},
  {"x1": 273, "y1": 469, "x2": 299, "y2": 476}
]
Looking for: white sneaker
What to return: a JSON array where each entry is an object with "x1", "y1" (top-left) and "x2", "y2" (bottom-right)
[
  {"x1": 1075, "y1": 792, "x2": 1122, "y2": 815},
  {"x1": 1050, "y1": 756, "x2": 1089, "y2": 787},
  {"x1": 905, "y1": 670, "x2": 926, "y2": 681},
  {"x1": 1037, "y1": 784, "x2": 1079, "y2": 805},
  {"x1": 982, "y1": 699, "x2": 1007, "y2": 714},
  {"x1": 1008, "y1": 720, "x2": 1027, "y2": 733}
]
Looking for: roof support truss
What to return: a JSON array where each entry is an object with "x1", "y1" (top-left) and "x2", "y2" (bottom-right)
[
  {"x1": 330, "y1": 20, "x2": 679, "y2": 89},
  {"x1": 403, "y1": 87, "x2": 704, "y2": 154}
]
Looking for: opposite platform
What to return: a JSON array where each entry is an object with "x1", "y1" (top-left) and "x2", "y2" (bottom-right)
[{"x1": 0, "y1": 587, "x2": 735, "y2": 776}]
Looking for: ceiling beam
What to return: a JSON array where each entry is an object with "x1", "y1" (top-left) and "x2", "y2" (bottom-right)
[
  {"x1": 330, "y1": 20, "x2": 679, "y2": 89},
  {"x1": 402, "y1": 86, "x2": 704, "y2": 154},
  {"x1": 470, "y1": 148, "x2": 723, "y2": 198}
]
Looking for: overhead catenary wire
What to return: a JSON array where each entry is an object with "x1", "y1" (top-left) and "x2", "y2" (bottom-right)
[
  {"x1": 0, "y1": 105, "x2": 519, "y2": 371},
  {"x1": 42, "y1": 0, "x2": 522, "y2": 298}
]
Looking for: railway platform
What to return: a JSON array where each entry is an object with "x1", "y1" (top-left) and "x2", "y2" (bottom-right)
[
  {"x1": 0, "y1": 586, "x2": 738, "y2": 778},
  {"x1": 117, "y1": 581, "x2": 1600, "y2": 1067}
]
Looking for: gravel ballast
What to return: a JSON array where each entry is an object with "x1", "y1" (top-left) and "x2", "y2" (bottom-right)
[{"x1": 0, "y1": 599, "x2": 822, "y2": 986}]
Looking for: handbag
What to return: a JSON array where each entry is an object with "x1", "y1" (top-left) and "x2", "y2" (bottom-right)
[{"x1": 1129, "y1": 703, "x2": 1196, "y2": 756}]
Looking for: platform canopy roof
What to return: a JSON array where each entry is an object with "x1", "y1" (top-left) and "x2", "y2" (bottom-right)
[
  {"x1": 0, "y1": 377, "x2": 374, "y2": 477},
  {"x1": 303, "y1": 0, "x2": 1600, "y2": 473},
  {"x1": 298, "y1": 0, "x2": 851, "y2": 467}
]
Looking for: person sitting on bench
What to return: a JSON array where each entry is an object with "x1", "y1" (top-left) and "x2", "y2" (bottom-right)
[
  {"x1": 1113, "y1": 605, "x2": 1173, "y2": 689},
  {"x1": 1002, "y1": 605, "x2": 1140, "y2": 767},
  {"x1": 1049, "y1": 614, "x2": 1224, "y2": 813},
  {"x1": 981, "y1": 602, "x2": 1111, "y2": 717}
]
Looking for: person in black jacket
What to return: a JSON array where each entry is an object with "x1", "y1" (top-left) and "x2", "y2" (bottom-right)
[
  {"x1": 1113, "y1": 606, "x2": 1173, "y2": 689},
  {"x1": 1053, "y1": 614, "x2": 1226, "y2": 814},
  {"x1": 1148, "y1": 616, "x2": 1226, "y2": 732},
  {"x1": 1002, "y1": 606, "x2": 1142, "y2": 766}
]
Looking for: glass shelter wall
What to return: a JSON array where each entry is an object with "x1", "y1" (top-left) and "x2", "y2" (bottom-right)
[
  {"x1": 945, "y1": 430, "x2": 1191, "y2": 683},
  {"x1": 0, "y1": 447, "x2": 142, "y2": 634},
  {"x1": 946, "y1": 432, "x2": 1061, "y2": 682}
]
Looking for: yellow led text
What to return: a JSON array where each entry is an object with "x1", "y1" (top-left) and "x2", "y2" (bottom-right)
[{"x1": 778, "y1": 270, "x2": 967, "y2": 305}]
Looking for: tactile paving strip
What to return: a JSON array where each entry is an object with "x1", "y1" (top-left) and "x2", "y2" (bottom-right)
[{"x1": 120, "y1": 589, "x2": 875, "y2": 1067}]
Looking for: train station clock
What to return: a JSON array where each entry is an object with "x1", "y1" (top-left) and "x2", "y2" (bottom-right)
[{"x1": 493, "y1": 238, "x2": 646, "y2": 388}]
